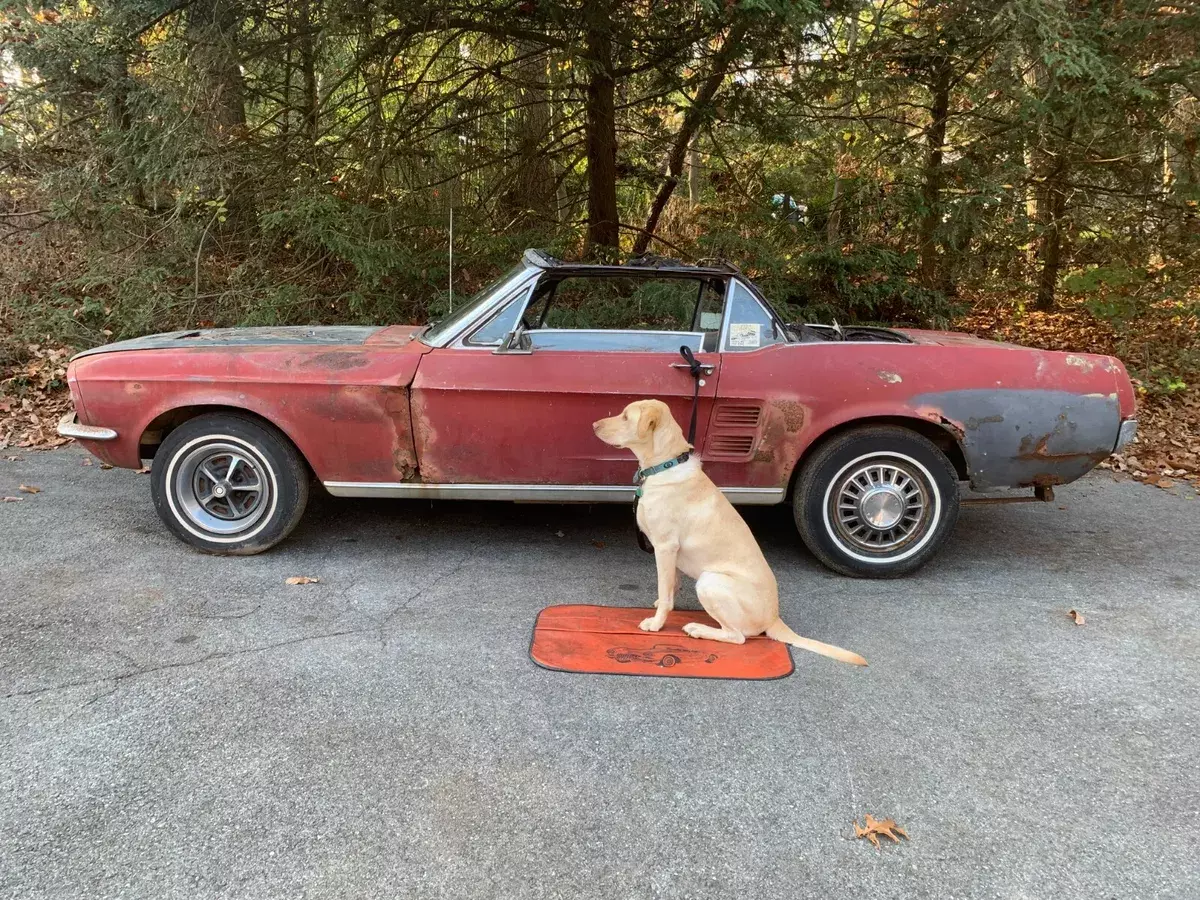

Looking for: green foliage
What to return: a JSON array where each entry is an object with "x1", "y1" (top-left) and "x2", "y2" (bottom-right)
[{"x1": 0, "y1": 0, "x2": 1196, "y2": 352}]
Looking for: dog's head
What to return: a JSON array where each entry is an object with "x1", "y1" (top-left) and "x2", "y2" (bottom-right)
[{"x1": 593, "y1": 399, "x2": 690, "y2": 458}]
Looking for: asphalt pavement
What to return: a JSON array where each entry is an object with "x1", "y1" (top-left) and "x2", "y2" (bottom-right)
[{"x1": 1, "y1": 448, "x2": 1198, "y2": 900}]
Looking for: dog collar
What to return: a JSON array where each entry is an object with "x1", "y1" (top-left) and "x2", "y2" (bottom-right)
[{"x1": 634, "y1": 452, "x2": 692, "y2": 491}]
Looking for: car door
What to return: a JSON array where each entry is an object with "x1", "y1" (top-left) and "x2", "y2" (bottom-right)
[
  {"x1": 409, "y1": 270, "x2": 724, "y2": 490},
  {"x1": 701, "y1": 277, "x2": 801, "y2": 496}
]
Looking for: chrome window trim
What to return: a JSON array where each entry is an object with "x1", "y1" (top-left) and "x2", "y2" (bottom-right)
[
  {"x1": 420, "y1": 264, "x2": 542, "y2": 349},
  {"x1": 324, "y1": 481, "x2": 784, "y2": 505},
  {"x1": 456, "y1": 280, "x2": 538, "y2": 349},
  {"x1": 720, "y1": 277, "x2": 792, "y2": 353}
]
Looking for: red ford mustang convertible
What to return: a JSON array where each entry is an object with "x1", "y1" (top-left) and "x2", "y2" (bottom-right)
[{"x1": 61, "y1": 250, "x2": 1137, "y2": 576}]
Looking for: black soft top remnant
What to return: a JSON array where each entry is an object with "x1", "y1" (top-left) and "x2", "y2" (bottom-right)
[{"x1": 522, "y1": 248, "x2": 741, "y2": 278}]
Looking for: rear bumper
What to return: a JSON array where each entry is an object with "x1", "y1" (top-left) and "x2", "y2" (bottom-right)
[
  {"x1": 1115, "y1": 419, "x2": 1137, "y2": 452},
  {"x1": 57, "y1": 411, "x2": 118, "y2": 441}
]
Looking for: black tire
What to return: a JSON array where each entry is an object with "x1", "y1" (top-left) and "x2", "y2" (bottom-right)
[
  {"x1": 794, "y1": 426, "x2": 960, "y2": 578},
  {"x1": 660, "y1": 655, "x2": 679, "y2": 668},
  {"x1": 151, "y1": 413, "x2": 309, "y2": 555}
]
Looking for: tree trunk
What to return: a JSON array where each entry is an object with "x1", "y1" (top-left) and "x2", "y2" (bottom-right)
[
  {"x1": 187, "y1": 0, "x2": 255, "y2": 232},
  {"x1": 107, "y1": 55, "x2": 148, "y2": 209},
  {"x1": 917, "y1": 57, "x2": 951, "y2": 289},
  {"x1": 633, "y1": 17, "x2": 747, "y2": 256},
  {"x1": 1035, "y1": 153, "x2": 1069, "y2": 311},
  {"x1": 502, "y1": 42, "x2": 554, "y2": 227},
  {"x1": 688, "y1": 143, "x2": 702, "y2": 208},
  {"x1": 583, "y1": 0, "x2": 619, "y2": 256},
  {"x1": 827, "y1": 10, "x2": 860, "y2": 246},
  {"x1": 298, "y1": 0, "x2": 320, "y2": 150}
]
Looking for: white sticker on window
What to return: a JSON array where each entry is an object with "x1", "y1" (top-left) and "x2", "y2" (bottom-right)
[
  {"x1": 699, "y1": 311, "x2": 723, "y2": 330},
  {"x1": 728, "y1": 323, "x2": 761, "y2": 348}
]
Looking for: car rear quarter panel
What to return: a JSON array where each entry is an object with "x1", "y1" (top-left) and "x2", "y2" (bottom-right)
[
  {"x1": 708, "y1": 342, "x2": 1130, "y2": 491},
  {"x1": 69, "y1": 340, "x2": 429, "y2": 481}
]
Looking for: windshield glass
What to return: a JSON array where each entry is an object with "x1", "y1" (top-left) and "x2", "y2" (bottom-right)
[{"x1": 422, "y1": 263, "x2": 530, "y2": 345}]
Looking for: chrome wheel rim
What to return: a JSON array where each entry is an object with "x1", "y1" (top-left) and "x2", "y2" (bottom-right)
[
  {"x1": 829, "y1": 457, "x2": 930, "y2": 554},
  {"x1": 173, "y1": 441, "x2": 271, "y2": 536}
]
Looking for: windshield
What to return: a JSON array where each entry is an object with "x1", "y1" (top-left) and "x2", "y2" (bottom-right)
[{"x1": 421, "y1": 263, "x2": 531, "y2": 346}]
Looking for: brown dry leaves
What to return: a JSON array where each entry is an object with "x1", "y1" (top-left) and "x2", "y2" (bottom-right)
[
  {"x1": 17, "y1": 484, "x2": 40, "y2": 494},
  {"x1": 853, "y1": 814, "x2": 909, "y2": 849},
  {"x1": 285, "y1": 576, "x2": 321, "y2": 585},
  {"x1": 957, "y1": 294, "x2": 1200, "y2": 491},
  {"x1": 0, "y1": 345, "x2": 74, "y2": 451},
  {"x1": 1068, "y1": 609, "x2": 1085, "y2": 625}
]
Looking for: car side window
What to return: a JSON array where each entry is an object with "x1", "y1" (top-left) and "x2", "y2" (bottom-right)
[
  {"x1": 536, "y1": 276, "x2": 704, "y2": 331},
  {"x1": 723, "y1": 281, "x2": 786, "y2": 352},
  {"x1": 518, "y1": 274, "x2": 722, "y2": 353}
]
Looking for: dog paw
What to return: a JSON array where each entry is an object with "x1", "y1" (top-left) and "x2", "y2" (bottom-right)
[
  {"x1": 682, "y1": 622, "x2": 702, "y2": 638},
  {"x1": 639, "y1": 617, "x2": 663, "y2": 632}
]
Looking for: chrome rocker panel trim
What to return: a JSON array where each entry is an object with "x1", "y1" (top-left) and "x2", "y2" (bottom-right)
[
  {"x1": 323, "y1": 481, "x2": 785, "y2": 505},
  {"x1": 57, "y1": 411, "x2": 119, "y2": 441}
]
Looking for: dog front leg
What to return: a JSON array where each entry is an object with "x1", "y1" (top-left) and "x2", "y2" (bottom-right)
[{"x1": 640, "y1": 542, "x2": 679, "y2": 632}]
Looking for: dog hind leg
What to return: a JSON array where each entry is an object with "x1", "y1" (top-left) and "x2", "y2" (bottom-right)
[{"x1": 682, "y1": 572, "x2": 747, "y2": 644}]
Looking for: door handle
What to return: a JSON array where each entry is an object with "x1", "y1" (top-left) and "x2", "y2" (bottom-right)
[{"x1": 671, "y1": 362, "x2": 714, "y2": 374}]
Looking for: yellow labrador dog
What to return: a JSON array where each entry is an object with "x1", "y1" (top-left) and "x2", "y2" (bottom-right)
[{"x1": 593, "y1": 399, "x2": 867, "y2": 667}]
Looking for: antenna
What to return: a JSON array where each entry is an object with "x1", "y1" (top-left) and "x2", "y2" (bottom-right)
[{"x1": 448, "y1": 206, "x2": 454, "y2": 313}]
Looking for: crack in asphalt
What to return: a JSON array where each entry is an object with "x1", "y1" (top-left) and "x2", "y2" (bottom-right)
[
  {"x1": 1, "y1": 626, "x2": 368, "y2": 701},
  {"x1": 375, "y1": 548, "x2": 474, "y2": 649}
]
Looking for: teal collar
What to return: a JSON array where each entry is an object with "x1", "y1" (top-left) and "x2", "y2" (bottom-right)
[{"x1": 634, "y1": 452, "x2": 692, "y2": 497}]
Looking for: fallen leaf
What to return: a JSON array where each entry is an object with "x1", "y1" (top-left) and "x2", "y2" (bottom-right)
[
  {"x1": 82, "y1": 458, "x2": 93, "y2": 466},
  {"x1": 135, "y1": 466, "x2": 151, "y2": 474},
  {"x1": 17, "y1": 484, "x2": 41, "y2": 494},
  {"x1": 3, "y1": 455, "x2": 19, "y2": 462},
  {"x1": 592, "y1": 540, "x2": 606, "y2": 549},
  {"x1": 1, "y1": 496, "x2": 23, "y2": 503},
  {"x1": 555, "y1": 530, "x2": 564, "y2": 538},
  {"x1": 853, "y1": 813, "x2": 909, "y2": 849},
  {"x1": 1068, "y1": 609, "x2": 1085, "y2": 625},
  {"x1": 285, "y1": 576, "x2": 321, "y2": 585},
  {"x1": 100, "y1": 463, "x2": 113, "y2": 470}
]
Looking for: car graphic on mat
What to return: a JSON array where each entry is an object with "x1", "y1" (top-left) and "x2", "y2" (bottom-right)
[{"x1": 606, "y1": 644, "x2": 720, "y2": 667}]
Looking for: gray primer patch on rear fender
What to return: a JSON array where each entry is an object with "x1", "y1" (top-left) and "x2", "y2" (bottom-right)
[{"x1": 914, "y1": 389, "x2": 1120, "y2": 490}]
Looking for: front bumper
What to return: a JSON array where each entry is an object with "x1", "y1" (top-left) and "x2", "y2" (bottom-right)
[
  {"x1": 57, "y1": 411, "x2": 118, "y2": 441},
  {"x1": 1115, "y1": 418, "x2": 1138, "y2": 452}
]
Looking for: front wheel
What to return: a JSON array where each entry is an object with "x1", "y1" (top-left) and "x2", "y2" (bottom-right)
[
  {"x1": 794, "y1": 426, "x2": 960, "y2": 578},
  {"x1": 151, "y1": 413, "x2": 309, "y2": 555}
]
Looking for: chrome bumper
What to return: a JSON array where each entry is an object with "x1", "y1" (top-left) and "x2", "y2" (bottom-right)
[
  {"x1": 57, "y1": 411, "x2": 118, "y2": 441},
  {"x1": 1115, "y1": 418, "x2": 1137, "y2": 452}
]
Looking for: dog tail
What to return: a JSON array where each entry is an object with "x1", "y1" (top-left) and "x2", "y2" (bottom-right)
[{"x1": 766, "y1": 619, "x2": 867, "y2": 667}]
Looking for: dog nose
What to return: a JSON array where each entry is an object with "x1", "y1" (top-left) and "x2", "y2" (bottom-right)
[{"x1": 592, "y1": 420, "x2": 602, "y2": 433}]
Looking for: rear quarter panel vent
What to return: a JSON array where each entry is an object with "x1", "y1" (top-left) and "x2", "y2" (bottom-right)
[
  {"x1": 706, "y1": 433, "x2": 756, "y2": 459},
  {"x1": 714, "y1": 405, "x2": 761, "y2": 428}
]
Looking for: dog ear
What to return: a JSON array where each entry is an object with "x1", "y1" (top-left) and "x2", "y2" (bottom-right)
[{"x1": 636, "y1": 404, "x2": 661, "y2": 440}]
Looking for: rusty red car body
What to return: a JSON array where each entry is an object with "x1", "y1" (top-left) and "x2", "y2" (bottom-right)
[{"x1": 61, "y1": 249, "x2": 1137, "y2": 575}]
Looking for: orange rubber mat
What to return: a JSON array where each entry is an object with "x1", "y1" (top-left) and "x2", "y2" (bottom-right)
[{"x1": 530, "y1": 604, "x2": 794, "y2": 680}]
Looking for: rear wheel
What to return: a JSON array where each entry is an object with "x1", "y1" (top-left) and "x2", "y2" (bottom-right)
[
  {"x1": 151, "y1": 413, "x2": 309, "y2": 555},
  {"x1": 794, "y1": 426, "x2": 960, "y2": 578}
]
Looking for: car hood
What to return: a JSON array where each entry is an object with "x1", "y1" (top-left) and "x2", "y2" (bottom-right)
[{"x1": 72, "y1": 325, "x2": 384, "y2": 359}]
